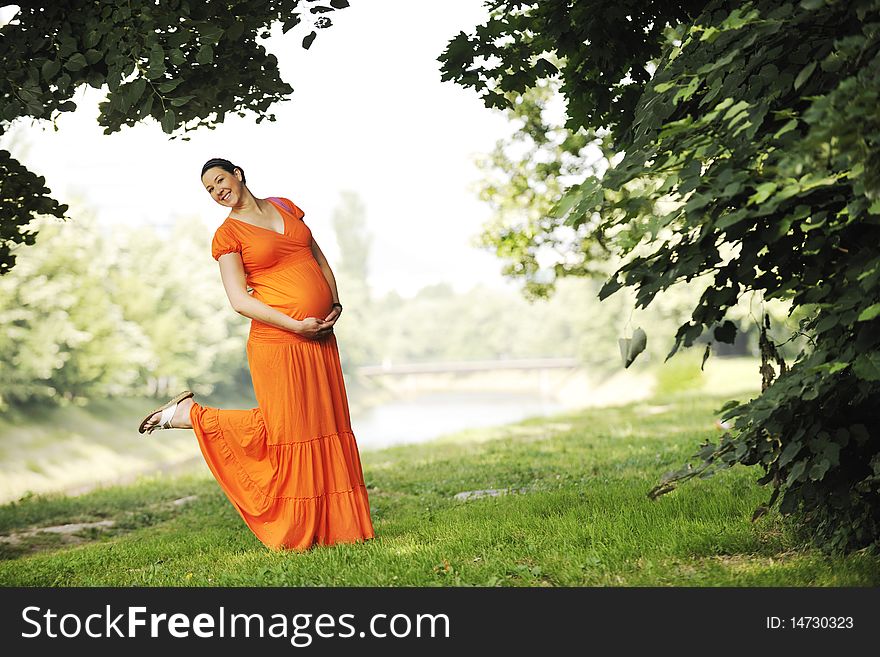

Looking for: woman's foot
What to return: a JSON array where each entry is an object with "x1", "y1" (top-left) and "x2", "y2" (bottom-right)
[{"x1": 143, "y1": 396, "x2": 195, "y2": 433}]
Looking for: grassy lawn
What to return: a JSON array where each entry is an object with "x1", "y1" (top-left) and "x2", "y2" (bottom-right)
[{"x1": 1, "y1": 375, "x2": 877, "y2": 586}]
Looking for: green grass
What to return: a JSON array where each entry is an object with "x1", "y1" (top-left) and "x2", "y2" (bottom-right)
[{"x1": 0, "y1": 386, "x2": 877, "y2": 586}]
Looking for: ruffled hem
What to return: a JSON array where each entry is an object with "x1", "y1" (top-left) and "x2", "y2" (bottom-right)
[{"x1": 190, "y1": 402, "x2": 375, "y2": 551}]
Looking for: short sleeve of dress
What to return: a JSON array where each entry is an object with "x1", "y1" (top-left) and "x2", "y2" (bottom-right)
[
  {"x1": 211, "y1": 223, "x2": 242, "y2": 260},
  {"x1": 279, "y1": 197, "x2": 306, "y2": 224}
]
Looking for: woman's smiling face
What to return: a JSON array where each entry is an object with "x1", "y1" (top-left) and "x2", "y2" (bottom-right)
[{"x1": 202, "y1": 166, "x2": 243, "y2": 206}]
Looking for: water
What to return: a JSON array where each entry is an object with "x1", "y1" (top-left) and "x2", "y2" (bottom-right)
[{"x1": 349, "y1": 390, "x2": 569, "y2": 450}]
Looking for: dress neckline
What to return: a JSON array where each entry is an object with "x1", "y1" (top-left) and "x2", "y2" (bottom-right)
[{"x1": 227, "y1": 198, "x2": 288, "y2": 236}]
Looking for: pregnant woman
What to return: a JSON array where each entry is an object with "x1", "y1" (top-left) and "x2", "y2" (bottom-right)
[{"x1": 137, "y1": 157, "x2": 375, "y2": 552}]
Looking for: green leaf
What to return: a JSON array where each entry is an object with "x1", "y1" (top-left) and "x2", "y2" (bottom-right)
[
  {"x1": 630, "y1": 327, "x2": 647, "y2": 365},
  {"x1": 673, "y1": 76, "x2": 701, "y2": 104},
  {"x1": 87, "y1": 71, "x2": 104, "y2": 89},
  {"x1": 64, "y1": 53, "x2": 88, "y2": 72},
  {"x1": 701, "y1": 342, "x2": 711, "y2": 370},
  {"x1": 722, "y1": 100, "x2": 749, "y2": 120},
  {"x1": 748, "y1": 182, "x2": 776, "y2": 205},
  {"x1": 773, "y1": 119, "x2": 798, "y2": 139},
  {"x1": 809, "y1": 459, "x2": 830, "y2": 481},
  {"x1": 148, "y1": 44, "x2": 165, "y2": 68},
  {"x1": 814, "y1": 314, "x2": 838, "y2": 333},
  {"x1": 84, "y1": 29, "x2": 101, "y2": 49},
  {"x1": 85, "y1": 49, "x2": 103, "y2": 65},
  {"x1": 330, "y1": 0, "x2": 350, "y2": 7},
  {"x1": 226, "y1": 22, "x2": 245, "y2": 42},
  {"x1": 170, "y1": 95, "x2": 195, "y2": 107},
  {"x1": 700, "y1": 26, "x2": 721, "y2": 43},
  {"x1": 618, "y1": 327, "x2": 647, "y2": 368},
  {"x1": 857, "y1": 303, "x2": 880, "y2": 321},
  {"x1": 196, "y1": 45, "x2": 214, "y2": 65},
  {"x1": 553, "y1": 189, "x2": 581, "y2": 219},
  {"x1": 167, "y1": 30, "x2": 190, "y2": 49},
  {"x1": 41, "y1": 59, "x2": 61, "y2": 80},
  {"x1": 713, "y1": 97, "x2": 735, "y2": 112},
  {"x1": 196, "y1": 22, "x2": 225, "y2": 45},
  {"x1": 684, "y1": 193, "x2": 711, "y2": 213},
  {"x1": 534, "y1": 58, "x2": 559, "y2": 77},
  {"x1": 793, "y1": 61, "x2": 816, "y2": 90},
  {"x1": 825, "y1": 361, "x2": 849, "y2": 374},
  {"x1": 128, "y1": 78, "x2": 147, "y2": 107},
  {"x1": 57, "y1": 35, "x2": 77, "y2": 57},
  {"x1": 716, "y1": 209, "x2": 749, "y2": 231},
  {"x1": 786, "y1": 459, "x2": 807, "y2": 486},
  {"x1": 852, "y1": 352, "x2": 880, "y2": 381},
  {"x1": 161, "y1": 108, "x2": 176, "y2": 134},
  {"x1": 713, "y1": 320, "x2": 737, "y2": 344},
  {"x1": 156, "y1": 79, "x2": 183, "y2": 93},
  {"x1": 302, "y1": 31, "x2": 317, "y2": 49},
  {"x1": 779, "y1": 440, "x2": 802, "y2": 467},
  {"x1": 598, "y1": 275, "x2": 622, "y2": 300},
  {"x1": 138, "y1": 94, "x2": 154, "y2": 119},
  {"x1": 822, "y1": 441, "x2": 841, "y2": 467},
  {"x1": 147, "y1": 43, "x2": 165, "y2": 80}
]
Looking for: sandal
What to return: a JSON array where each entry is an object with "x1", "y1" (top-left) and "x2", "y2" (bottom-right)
[{"x1": 138, "y1": 390, "x2": 194, "y2": 434}]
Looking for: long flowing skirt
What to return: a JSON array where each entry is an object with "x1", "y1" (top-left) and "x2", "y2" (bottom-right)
[{"x1": 189, "y1": 331, "x2": 374, "y2": 551}]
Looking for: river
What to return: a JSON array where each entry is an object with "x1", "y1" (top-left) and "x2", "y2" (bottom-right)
[{"x1": 349, "y1": 389, "x2": 571, "y2": 450}]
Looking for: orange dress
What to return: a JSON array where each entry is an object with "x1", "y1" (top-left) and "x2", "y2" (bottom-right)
[{"x1": 188, "y1": 196, "x2": 375, "y2": 551}]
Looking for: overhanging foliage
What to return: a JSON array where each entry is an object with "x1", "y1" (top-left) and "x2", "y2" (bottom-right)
[
  {"x1": 441, "y1": 0, "x2": 880, "y2": 551},
  {"x1": 0, "y1": 0, "x2": 350, "y2": 273}
]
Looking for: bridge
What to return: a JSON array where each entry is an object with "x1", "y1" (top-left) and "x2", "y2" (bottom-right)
[
  {"x1": 355, "y1": 358, "x2": 584, "y2": 397},
  {"x1": 356, "y1": 357, "x2": 581, "y2": 376}
]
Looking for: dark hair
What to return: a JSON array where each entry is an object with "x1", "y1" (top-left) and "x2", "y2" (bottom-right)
[{"x1": 200, "y1": 157, "x2": 246, "y2": 184}]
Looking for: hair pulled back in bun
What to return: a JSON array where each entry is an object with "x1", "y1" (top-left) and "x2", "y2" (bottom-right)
[{"x1": 200, "y1": 157, "x2": 245, "y2": 184}]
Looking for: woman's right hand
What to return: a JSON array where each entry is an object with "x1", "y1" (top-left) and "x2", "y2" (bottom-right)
[{"x1": 296, "y1": 317, "x2": 334, "y2": 340}]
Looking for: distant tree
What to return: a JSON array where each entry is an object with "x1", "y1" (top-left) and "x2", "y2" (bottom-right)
[
  {"x1": 472, "y1": 80, "x2": 612, "y2": 300},
  {"x1": 474, "y1": 74, "x2": 802, "y2": 362},
  {"x1": 0, "y1": 203, "x2": 253, "y2": 407},
  {"x1": 107, "y1": 216, "x2": 251, "y2": 399},
  {"x1": 0, "y1": 210, "x2": 150, "y2": 407},
  {"x1": 329, "y1": 191, "x2": 379, "y2": 368},
  {"x1": 0, "y1": 0, "x2": 350, "y2": 274},
  {"x1": 332, "y1": 191, "x2": 372, "y2": 293}
]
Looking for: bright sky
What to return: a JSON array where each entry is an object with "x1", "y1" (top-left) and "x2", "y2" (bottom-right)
[{"x1": 1, "y1": 1, "x2": 519, "y2": 298}]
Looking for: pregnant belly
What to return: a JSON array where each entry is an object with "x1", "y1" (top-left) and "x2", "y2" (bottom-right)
[{"x1": 251, "y1": 260, "x2": 333, "y2": 320}]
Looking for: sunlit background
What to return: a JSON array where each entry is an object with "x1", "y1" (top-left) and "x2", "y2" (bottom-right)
[
  {"x1": 0, "y1": 1, "x2": 780, "y2": 503},
  {"x1": 1, "y1": 0, "x2": 516, "y2": 297}
]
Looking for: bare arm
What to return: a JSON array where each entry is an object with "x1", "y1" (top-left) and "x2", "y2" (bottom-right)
[{"x1": 217, "y1": 252, "x2": 331, "y2": 338}]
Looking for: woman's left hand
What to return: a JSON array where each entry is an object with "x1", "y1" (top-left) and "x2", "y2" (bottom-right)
[
  {"x1": 323, "y1": 305, "x2": 342, "y2": 324},
  {"x1": 316, "y1": 305, "x2": 341, "y2": 338}
]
